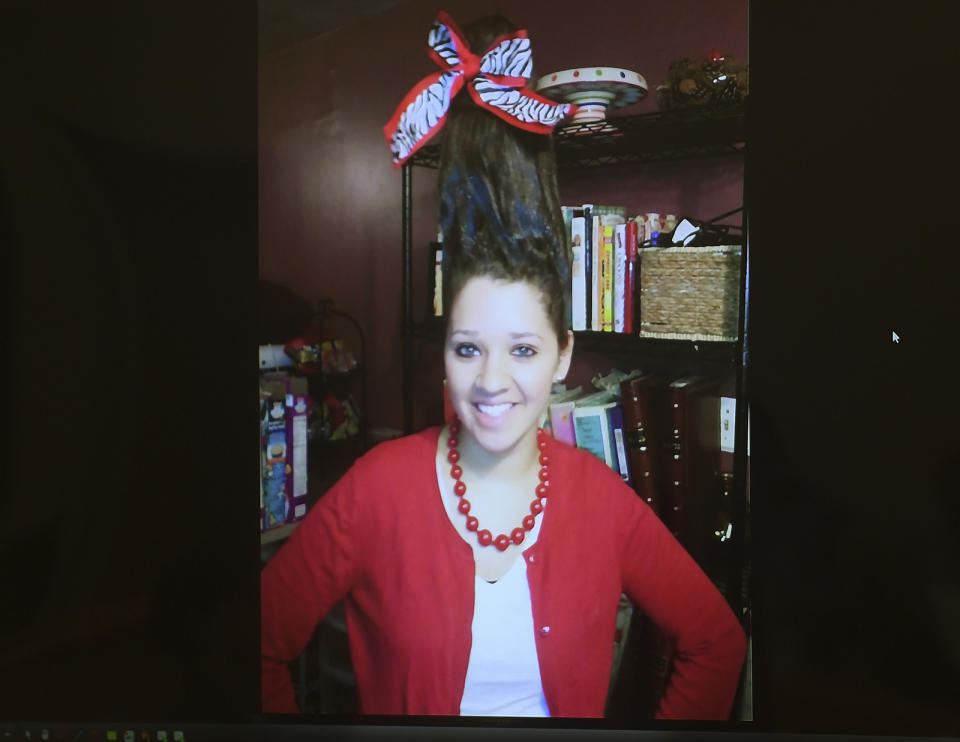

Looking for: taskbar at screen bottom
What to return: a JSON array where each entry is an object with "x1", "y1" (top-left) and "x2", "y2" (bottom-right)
[{"x1": 2, "y1": 724, "x2": 956, "y2": 742}]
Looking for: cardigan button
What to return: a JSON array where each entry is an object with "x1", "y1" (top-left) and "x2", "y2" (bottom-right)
[
  {"x1": 527, "y1": 554, "x2": 535, "y2": 564},
  {"x1": 539, "y1": 625, "x2": 550, "y2": 636}
]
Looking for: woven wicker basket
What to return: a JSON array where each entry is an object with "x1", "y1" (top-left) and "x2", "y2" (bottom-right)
[{"x1": 638, "y1": 245, "x2": 742, "y2": 342}]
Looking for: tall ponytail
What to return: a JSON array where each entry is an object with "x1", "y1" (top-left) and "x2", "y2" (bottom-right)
[{"x1": 437, "y1": 14, "x2": 570, "y2": 348}]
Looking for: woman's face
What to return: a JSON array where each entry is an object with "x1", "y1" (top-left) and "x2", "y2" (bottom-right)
[{"x1": 444, "y1": 276, "x2": 573, "y2": 456}]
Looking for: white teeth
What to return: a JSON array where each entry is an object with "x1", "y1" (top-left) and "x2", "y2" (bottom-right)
[{"x1": 477, "y1": 403, "x2": 513, "y2": 417}]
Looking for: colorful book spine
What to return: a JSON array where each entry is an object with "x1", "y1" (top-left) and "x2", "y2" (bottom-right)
[
  {"x1": 602, "y1": 223, "x2": 615, "y2": 332},
  {"x1": 624, "y1": 219, "x2": 638, "y2": 334},
  {"x1": 614, "y1": 223, "x2": 627, "y2": 333},
  {"x1": 548, "y1": 399, "x2": 578, "y2": 446},
  {"x1": 583, "y1": 204, "x2": 594, "y2": 331},
  {"x1": 591, "y1": 211, "x2": 601, "y2": 331},
  {"x1": 546, "y1": 386, "x2": 584, "y2": 446},
  {"x1": 571, "y1": 215, "x2": 587, "y2": 331},
  {"x1": 573, "y1": 394, "x2": 619, "y2": 471}
]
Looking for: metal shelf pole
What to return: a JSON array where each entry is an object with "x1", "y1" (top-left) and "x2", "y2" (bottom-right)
[
  {"x1": 733, "y1": 204, "x2": 751, "y2": 621},
  {"x1": 402, "y1": 163, "x2": 413, "y2": 434}
]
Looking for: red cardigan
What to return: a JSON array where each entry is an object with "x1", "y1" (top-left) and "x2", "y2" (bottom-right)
[{"x1": 261, "y1": 426, "x2": 746, "y2": 718}]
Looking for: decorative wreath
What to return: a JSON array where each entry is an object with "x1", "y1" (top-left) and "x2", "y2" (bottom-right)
[{"x1": 656, "y1": 51, "x2": 748, "y2": 111}]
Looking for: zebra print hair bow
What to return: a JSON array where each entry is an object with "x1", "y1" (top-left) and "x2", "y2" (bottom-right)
[{"x1": 384, "y1": 11, "x2": 578, "y2": 168}]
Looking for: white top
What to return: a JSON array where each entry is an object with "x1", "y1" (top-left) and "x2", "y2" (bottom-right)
[{"x1": 459, "y1": 529, "x2": 550, "y2": 717}]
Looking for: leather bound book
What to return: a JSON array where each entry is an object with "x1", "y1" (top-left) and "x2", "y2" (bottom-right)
[
  {"x1": 619, "y1": 374, "x2": 664, "y2": 519},
  {"x1": 665, "y1": 376, "x2": 723, "y2": 549}
]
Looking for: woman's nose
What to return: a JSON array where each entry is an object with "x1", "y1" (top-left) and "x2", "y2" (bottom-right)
[{"x1": 476, "y1": 352, "x2": 509, "y2": 393}]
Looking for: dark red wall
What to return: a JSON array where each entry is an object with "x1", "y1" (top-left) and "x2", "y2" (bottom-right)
[{"x1": 259, "y1": 0, "x2": 748, "y2": 432}]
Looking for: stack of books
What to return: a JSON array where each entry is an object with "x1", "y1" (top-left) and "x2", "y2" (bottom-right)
[
  {"x1": 546, "y1": 372, "x2": 730, "y2": 544},
  {"x1": 561, "y1": 204, "x2": 680, "y2": 335}
]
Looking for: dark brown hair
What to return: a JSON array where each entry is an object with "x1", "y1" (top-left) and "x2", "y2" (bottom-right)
[{"x1": 438, "y1": 14, "x2": 570, "y2": 349}]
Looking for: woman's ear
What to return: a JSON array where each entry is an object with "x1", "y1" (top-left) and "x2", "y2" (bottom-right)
[{"x1": 554, "y1": 330, "x2": 574, "y2": 382}]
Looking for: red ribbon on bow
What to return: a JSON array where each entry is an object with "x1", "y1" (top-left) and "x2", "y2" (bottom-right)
[{"x1": 383, "y1": 11, "x2": 577, "y2": 168}]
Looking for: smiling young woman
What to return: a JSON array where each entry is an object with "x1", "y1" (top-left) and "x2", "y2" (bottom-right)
[
  {"x1": 261, "y1": 11, "x2": 746, "y2": 720},
  {"x1": 444, "y1": 277, "x2": 573, "y2": 464}
]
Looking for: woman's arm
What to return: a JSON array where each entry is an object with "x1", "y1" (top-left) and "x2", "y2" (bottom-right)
[
  {"x1": 619, "y1": 494, "x2": 747, "y2": 720},
  {"x1": 260, "y1": 462, "x2": 364, "y2": 713}
]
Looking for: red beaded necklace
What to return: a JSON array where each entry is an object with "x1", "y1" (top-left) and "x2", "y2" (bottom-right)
[{"x1": 446, "y1": 418, "x2": 550, "y2": 551}]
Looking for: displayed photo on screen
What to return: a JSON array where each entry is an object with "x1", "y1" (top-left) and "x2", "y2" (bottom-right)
[{"x1": 257, "y1": 0, "x2": 752, "y2": 723}]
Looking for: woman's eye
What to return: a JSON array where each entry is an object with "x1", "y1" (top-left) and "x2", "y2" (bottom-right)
[
  {"x1": 455, "y1": 343, "x2": 479, "y2": 357},
  {"x1": 513, "y1": 345, "x2": 537, "y2": 357}
]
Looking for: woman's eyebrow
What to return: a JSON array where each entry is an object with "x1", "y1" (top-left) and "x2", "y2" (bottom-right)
[{"x1": 450, "y1": 330, "x2": 542, "y2": 340}]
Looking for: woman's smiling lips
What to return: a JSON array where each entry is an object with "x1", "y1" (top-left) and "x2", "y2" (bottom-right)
[{"x1": 473, "y1": 401, "x2": 517, "y2": 426}]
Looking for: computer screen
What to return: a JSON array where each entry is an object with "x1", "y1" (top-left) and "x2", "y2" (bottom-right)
[{"x1": 3, "y1": 1, "x2": 958, "y2": 741}]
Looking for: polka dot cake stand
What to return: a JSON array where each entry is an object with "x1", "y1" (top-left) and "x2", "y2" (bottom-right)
[{"x1": 534, "y1": 67, "x2": 648, "y2": 130}]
